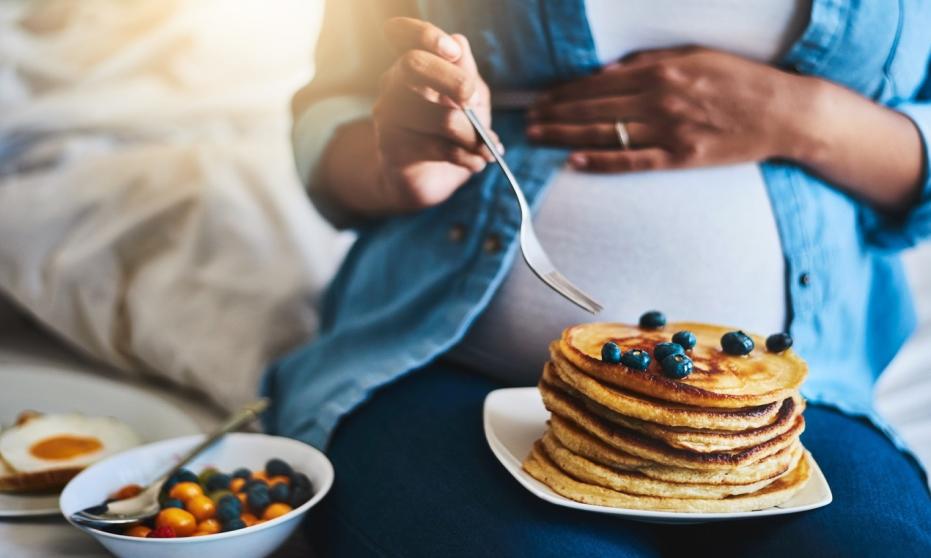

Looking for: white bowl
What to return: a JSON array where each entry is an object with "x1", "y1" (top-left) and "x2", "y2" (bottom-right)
[{"x1": 60, "y1": 433, "x2": 334, "y2": 558}]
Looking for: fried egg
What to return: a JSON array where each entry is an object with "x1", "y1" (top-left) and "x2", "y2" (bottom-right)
[{"x1": 0, "y1": 414, "x2": 140, "y2": 473}]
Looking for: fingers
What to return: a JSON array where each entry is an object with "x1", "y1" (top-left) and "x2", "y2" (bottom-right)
[
  {"x1": 376, "y1": 87, "x2": 479, "y2": 148},
  {"x1": 384, "y1": 17, "x2": 462, "y2": 61},
  {"x1": 618, "y1": 46, "x2": 701, "y2": 66},
  {"x1": 529, "y1": 94, "x2": 653, "y2": 124},
  {"x1": 380, "y1": 127, "x2": 487, "y2": 173},
  {"x1": 538, "y1": 65, "x2": 656, "y2": 104},
  {"x1": 568, "y1": 148, "x2": 674, "y2": 173},
  {"x1": 387, "y1": 50, "x2": 475, "y2": 104},
  {"x1": 526, "y1": 121, "x2": 657, "y2": 149},
  {"x1": 382, "y1": 18, "x2": 476, "y2": 105}
]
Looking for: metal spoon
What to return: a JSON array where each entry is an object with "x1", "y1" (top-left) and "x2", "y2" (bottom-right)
[{"x1": 70, "y1": 399, "x2": 269, "y2": 529}]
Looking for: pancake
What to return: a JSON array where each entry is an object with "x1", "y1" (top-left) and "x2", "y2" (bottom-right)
[
  {"x1": 541, "y1": 383, "x2": 805, "y2": 470},
  {"x1": 549, "y1": 414, "x2": 805, "y2": 485},
  {"x1": 562, "y1": 380, "x2": 805, "y2": 453},
  {"x1": 547, "y1": 358, "x2": 784, "y2": 431},
  {"x1": 540, "y1": 431, "x2": 787, "y2": 499},
  {"x1": 523, "y1": 441, "x2": 812, "y2": 512},
  {"x1": 559, "y1": 322, "x2": 807, "y2": 408}
]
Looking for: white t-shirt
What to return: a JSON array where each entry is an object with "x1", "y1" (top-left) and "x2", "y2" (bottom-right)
[{"x1": 450, "y1": 0, "x2": 812, "y2": 384}]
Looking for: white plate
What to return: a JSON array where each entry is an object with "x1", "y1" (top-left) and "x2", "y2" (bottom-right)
[
  {"x1": 483, "y1": 387, "x2": 832, "y2": 524},
  {"x1": 0, "y1": 364, "x2": 201, "y2": 517}
]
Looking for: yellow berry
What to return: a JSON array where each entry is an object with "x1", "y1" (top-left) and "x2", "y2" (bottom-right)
[
  {"x1": 156, "y1": 507, "x2": 197, "y2": 537},
  {"x1": 168, "y1": 481, "x2": 203, "y2": 502},
  {"x1": 196, "y1": 518, "x2": 221, "y2": 535},
  {"x1": 124, "y1": 524, "x2": 151, "y2": 538},
  {"x1": 240, "y1": 512, "x2": 259, "y2": 527},
  {"x1": 185, "y1": 494, "x2": 216, "y2": 522},
  {"x1": 262, "y1": 502, "x2": 293, "y2": 521}
]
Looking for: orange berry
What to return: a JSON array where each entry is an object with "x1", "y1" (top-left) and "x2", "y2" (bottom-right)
[
  {"x1": 240, "y1": 512, "x2": 259, "y2": 527},
  {"x1": 261, "y1": 502, "x2": 293, "y2": 521},
  {"x1": 268, "y1": 476, "x2": 290, "y2": 487},
  {"x1": 125, "y1": 524, "x2": 152, "y2": 538},
  {"x1": 111, "y1": 484, "x2": 143, "y2": 501},
  {"x1": 191, "y1": 530, "x2": 211, "y2": 537},
  {"x1": 230, "y1": 478, "x2": 246, "y2": 493},
  {"x1": 156, "y1": 507, "x2": 197, "y2": 537},
  {"x1": 236, "y1": 492, "x2": 248, "y2": 505},
  {"x1": 168, "y1": 481, "x2": 203, "y2": 502},
  {"x1": 185, "y1": 494, "x2": 216, "y2": 522},
  {"x1": 196, "y1": 518, "x2": 221, "y2": 535},
  {"x1": 252, "y1": 471, "x2": 269, "y2": 482}
]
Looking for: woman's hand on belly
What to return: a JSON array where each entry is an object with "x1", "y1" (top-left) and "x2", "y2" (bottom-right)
[
  {"x1": 525, "y1": 47, "x2": 815, "y2": 173},
  {"x1": 526, "y1": 46, "x2": 924, "y2": 213}
]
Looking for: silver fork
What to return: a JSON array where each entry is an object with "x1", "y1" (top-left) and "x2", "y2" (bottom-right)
[{"x1": 463, "y1": 108, "x2": 603, "y2": 314}]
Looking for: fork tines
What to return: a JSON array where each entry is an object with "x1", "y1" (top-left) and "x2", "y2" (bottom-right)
[{"x1": 543, "y1": 271, "x2": 604, "y2": 314}]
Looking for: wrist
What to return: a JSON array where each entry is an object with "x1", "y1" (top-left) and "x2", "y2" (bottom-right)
[{"x1": 771, "y1": 74, "x2": 833, "y2": 167}]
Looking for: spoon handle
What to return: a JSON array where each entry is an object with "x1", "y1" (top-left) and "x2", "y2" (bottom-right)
[{"x1": 156, "y1": 398, "x2": 269, "y2": 485}]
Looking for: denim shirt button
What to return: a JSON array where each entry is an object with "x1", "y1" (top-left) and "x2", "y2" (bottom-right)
[
  {"x1": 448, "y1": 223, "x2": 467, "y2": 243},
  {"x1": 799, "y1": 272, "x2": 812, "y2": 287},
  {"x1": 483, "y1": 233, "x2": 503, "y2": 254}
]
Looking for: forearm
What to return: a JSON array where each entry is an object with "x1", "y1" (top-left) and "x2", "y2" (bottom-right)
[
  {"x1": 782, "y1": 77, "x2": 925, "y2": 213},
  {"x1": 313, "y1": 119, "x2": 386, "y2": 228}
]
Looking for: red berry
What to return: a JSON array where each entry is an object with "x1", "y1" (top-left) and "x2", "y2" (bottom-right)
[{"x1": 147, "y1": 526, "x2": 176, "y2": 538}]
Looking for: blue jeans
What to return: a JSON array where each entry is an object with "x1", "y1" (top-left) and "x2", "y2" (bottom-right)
[{"x1": 308, "y1": 361, "x2": 931, "y2": 557}]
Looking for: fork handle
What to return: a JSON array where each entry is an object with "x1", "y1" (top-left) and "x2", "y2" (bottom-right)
[
  {"x1": 462, "y1": 108, "x2": 532, "y2": 219},
  {"x1": 153, "y1": 399, "x2": 269, "y2": 486}
]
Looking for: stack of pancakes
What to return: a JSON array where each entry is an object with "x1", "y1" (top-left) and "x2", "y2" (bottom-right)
[{"x1": 523, "y1": 321, "x2": 811, "y2": 512}]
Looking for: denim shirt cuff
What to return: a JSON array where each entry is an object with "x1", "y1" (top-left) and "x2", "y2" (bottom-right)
[
  {"x1": 782, "y1": 0, "x2": 848, "y2": 73},
  {"x1": 292, "y1": 95, "x2": 374, "y2": 188},
  {"x1": 864, "y1": 101, "x2": 931, "y2": 249}
]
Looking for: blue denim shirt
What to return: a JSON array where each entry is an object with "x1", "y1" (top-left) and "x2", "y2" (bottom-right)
[{"x1": 264, "y1": 0, "x2": 931, "y2": 455}]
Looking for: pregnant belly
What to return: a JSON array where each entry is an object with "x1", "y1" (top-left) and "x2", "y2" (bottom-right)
[{"x1": 449, "y1": 163, "x2": 787, "y2": 385}]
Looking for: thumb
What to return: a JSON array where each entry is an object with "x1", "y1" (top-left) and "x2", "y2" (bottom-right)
[{"x1": 451, "y1": 34, "x2": 482, "y2": 105}]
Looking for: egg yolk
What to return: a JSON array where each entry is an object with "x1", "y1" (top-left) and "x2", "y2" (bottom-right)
[{"x1": 29, "y1": 435, "x2": 102, "y2": 460}]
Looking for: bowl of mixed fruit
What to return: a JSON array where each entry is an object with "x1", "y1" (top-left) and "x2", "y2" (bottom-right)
[{"x1": 60, "y1": 432, "x2": 333, "y2": 558}]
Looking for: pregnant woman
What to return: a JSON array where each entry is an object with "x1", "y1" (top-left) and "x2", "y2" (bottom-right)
[{"x1": 267, "y1": 1, "x2": 931, "y2": 555}]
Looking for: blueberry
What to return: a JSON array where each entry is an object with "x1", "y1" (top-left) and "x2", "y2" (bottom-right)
[
  {"x1": 176, "y1": 469, "x2": 199, "y2": 484},
  {"x1": 270, "y1": 482, "x2": 290, "y2": 503},
  {"x1": 289, "y1": 472, "x2": 311, "y2": 490},
  {"x1": 766, "y1": 333, "x2": 793, "y2": 353},
  {"x1": 289, "y1": 485, "x2": 313, "y2": 508},
  {"x1": 244, "y1": 479, "x2": 268, "y2": 492},
  {"x1": 661, "y1": 354, "x2": 693, "y2": 379},
  {"x1": 266, "y1": 458, "x2": 293, "y2": 478},
  {"x1": 161, "y1": 474, "x2": 181, "y2": 494},
  {"x1": 162, "y1": 498, "x2": 184, "y2": 510},
  {"x1": 721, "y1": 331, "x2": 755, "y2": 356},
  {"x1": 653, "y1": 342, "x2": 684, "y2": 362},
  {"x1": 216, "y1": 494, "x2": 242, "y2": 522},
  {"x1": 601, "y1": 342, "x2": 622, "y2": 364},
  {"x1": 288, "y1": 473, "x2": 314, "y2": 508},
  {"x1": 620, "y1": 349, "x2": 651, "y2": 371},
  {"x1": 639, "y1": 310, "x2": 666, "y2": 329},
  {"x1": 208, "y1": 489, "x2": 233, "y2": 504},
  {"x1": 247, "y1": 484, "x2": 271, "y2": 515},
  {"x1": 222, "y1": 518, "x2": 247, "y2": 532},
  {"x1": 231, "y1": 468, "x2": 252, "y2": 480},
  {"x1": 672, "y1": 330, "x2": 697, "y2": 351},
  {"x1": 205, "y1": 472, "x2": 231, "y2": 492}
]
